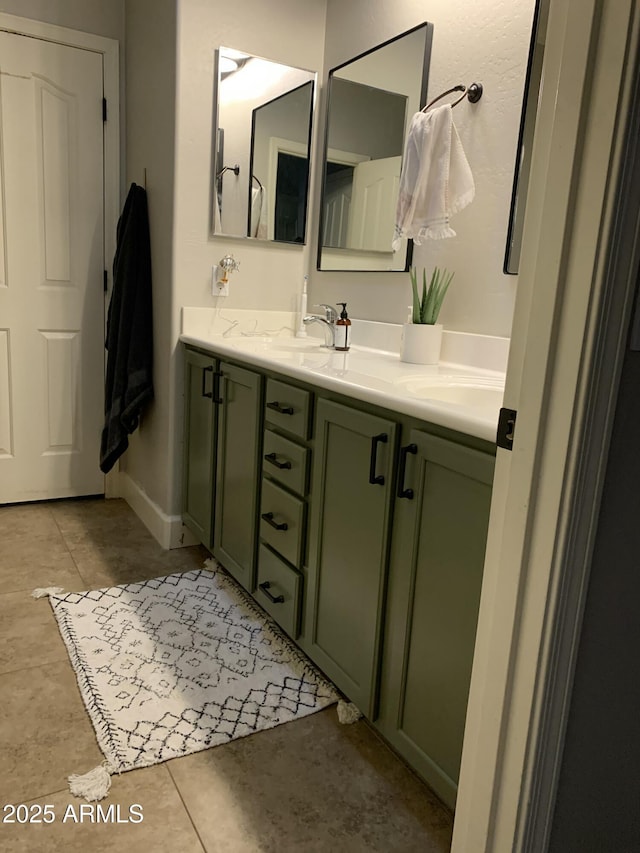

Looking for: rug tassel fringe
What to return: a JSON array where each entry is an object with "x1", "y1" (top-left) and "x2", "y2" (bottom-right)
[
  {"x1": 31, "y1": 587, "x2": 65, "y2": 599},
  {"x1": 68, "y1": 763, "x2": 113, "y2": 801},
  {"x1": 337, "y1": 699, "x2": 363, "y2": 724}
]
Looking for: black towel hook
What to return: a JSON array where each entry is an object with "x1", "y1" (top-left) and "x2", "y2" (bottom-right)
[
  {"x1": 422, "y1": 82, "x2": 483, "y2": 112},
  {"x1": 216, "y1": 164, "x2": 240, "y2": 179}
]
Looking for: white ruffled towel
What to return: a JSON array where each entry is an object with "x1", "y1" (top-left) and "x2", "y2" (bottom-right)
[{"x1": 393, "y1": 104, "x2": 475, "y2": 249}]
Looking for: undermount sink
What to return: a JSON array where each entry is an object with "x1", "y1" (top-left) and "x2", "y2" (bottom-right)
[
  {"x1": 227, "y1": 336, "x2": 327, "y2": 362},
  {"x1": 396, "y1": 375, "x2": 504, "y2": 412},
  {"x1": 270, "y1": 341, "x2": 326, "y2": 353}
]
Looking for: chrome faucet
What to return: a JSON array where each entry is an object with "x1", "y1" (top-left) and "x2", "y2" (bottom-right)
[{"x1": 303, "y1": 303, "x2": 337, "y2": 348}]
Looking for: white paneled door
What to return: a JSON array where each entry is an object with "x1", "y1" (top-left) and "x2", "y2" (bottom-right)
[
  {"x1": 347, "y1": 156, "x2": 401, "y2": 252},
  {"x1": 0, "y1": 32, "x2": 105, "y2": 503}
]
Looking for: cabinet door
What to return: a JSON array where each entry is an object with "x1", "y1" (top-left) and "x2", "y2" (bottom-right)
[
  {"x1": 305, "y1": 398, "x2": 396, "y2": 718},
  {"x1": 378, "y1": 430, "x2": 494, "y2": 809},
  {"x1": 182, "y1": 348, "x2": 216, "y2": 548},
  {"x1": 213, "y1": 361, "x2": 262, "y2": 592}
]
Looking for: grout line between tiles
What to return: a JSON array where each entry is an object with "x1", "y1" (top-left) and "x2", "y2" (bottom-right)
[
  {"x1": 0, "y1": 656, "x2": 71, "y2": 680},
  {"x1": 165, "y1": 761, "x2": 209, "y2": 853},
  {"x1": 17, "y1": 786, "x2": 74, "y2": 805},
  {"x1": 0, "y1": 587, "x2": 61, "y2": 598},
  {"x1": 50, "y1": 508, "x2": 82, "y2": 560}
]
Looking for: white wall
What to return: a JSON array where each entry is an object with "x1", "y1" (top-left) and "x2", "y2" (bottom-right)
[
  {"x1": 0, "y1": 0, "x2": 123, "y2": 39},
  {"x1": 121, "y1": 0, "x2": 177, "y2": 513},
  {"x1": 309, "y1": 0, "x2": 537, "y2": 337},
  {"x1": 327, "y1": 81, "x2": 406, "y2": 159},
  {"x1": 174, "y1": 0, "x2": 326, "y2": 314}
]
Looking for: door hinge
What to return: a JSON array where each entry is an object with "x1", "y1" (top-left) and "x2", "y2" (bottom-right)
[
  {"x1": 102, "y1": 97, "x2": 107, "y2": 122},
  {"x1": 103, "y1": 270, "x2": 108, "y2": 292},
  {"x1": 497, "y1": 407, "x2": 517, "y2": 451}
]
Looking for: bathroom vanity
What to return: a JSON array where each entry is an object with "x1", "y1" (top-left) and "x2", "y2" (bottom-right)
[{"x1": 180, "y1": 313, "x2": 505, "y2": 809}]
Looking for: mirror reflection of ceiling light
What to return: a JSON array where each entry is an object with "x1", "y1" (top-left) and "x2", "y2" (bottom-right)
[
  {"x1": 219, "y1": 56, "x2": 239, "y2": 74},
  {"x1": 219, "y1": 49, "x2": 251, "y2": 78}
]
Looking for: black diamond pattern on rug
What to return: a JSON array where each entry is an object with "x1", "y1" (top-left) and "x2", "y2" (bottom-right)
[{"x1": 49, "y1": 564, "x2": 338, "y2": 773}]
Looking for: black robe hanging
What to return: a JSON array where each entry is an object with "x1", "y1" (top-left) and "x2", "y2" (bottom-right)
[{"x1": 100, "y1": 183, "x2": 154, "y2": 474}]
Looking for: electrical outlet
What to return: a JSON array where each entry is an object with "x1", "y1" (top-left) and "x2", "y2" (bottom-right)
[{"x1": 211, "y1": 266, "x2": 229, "y2": 297}]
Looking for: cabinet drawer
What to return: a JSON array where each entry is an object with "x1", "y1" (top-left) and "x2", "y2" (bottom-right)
[
  {"x1": 255, "y1": 544, "x2": 302, "y2": 639},
  {"x1": 262, "y1": 429, "x2": 309, "y2": 496},
  {"x1": 260, "y1": 478, "x2": 305, "y2": 567},
  {"x1": 264, "y1": 378, "x2": 311, "y2": 440}
]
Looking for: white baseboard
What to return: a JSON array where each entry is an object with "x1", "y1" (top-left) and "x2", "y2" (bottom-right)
[{"x1": 118, "y1": 472, "x2": 198, "y2": 550}]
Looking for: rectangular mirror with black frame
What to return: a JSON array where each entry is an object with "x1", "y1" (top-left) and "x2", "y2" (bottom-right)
[
  {"x1": 212, "y1": 48, "x2": 316, "y2": 245},
  {"x1": 317, "y1": 22, "x2": 434, "y2": 272},
  {"x1": 504, "y1": 0, "x2": 547, "y2": 274}
]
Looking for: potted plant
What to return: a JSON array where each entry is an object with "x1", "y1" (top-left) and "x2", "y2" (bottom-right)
[{"x1": 400, "y1": 266, "x2": 454, "y2": 364}]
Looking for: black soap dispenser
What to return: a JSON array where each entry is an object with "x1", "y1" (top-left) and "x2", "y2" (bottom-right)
[{"x1": 335, "y1": 302, "x2": 351, "y2": 351}]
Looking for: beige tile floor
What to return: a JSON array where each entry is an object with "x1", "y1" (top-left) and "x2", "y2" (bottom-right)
[{"x1": 0, "y1": 498, "x2": 453, "y2": 852}]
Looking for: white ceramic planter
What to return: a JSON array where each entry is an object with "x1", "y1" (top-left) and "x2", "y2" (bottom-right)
[{"x1": 400, "y1": 323, "x2": 443, "y2": 365}]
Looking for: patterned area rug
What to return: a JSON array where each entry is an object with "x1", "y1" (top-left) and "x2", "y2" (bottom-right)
[{"x1": 48, "y1": 561, "x2": 338, "y2": 795}]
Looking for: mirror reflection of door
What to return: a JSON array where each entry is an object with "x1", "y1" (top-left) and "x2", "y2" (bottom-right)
[
  {"x1": 249, "y1": 82, "x2": 314, "y2": 244},
  {"x1": 318, "y1": 22, "x2": 433, "y2": 272},
  {"x1": 274, "y1": 152, "x2": 308, "y2": 242},
  {"x1": 348, "y1": 156, "x2": 402, "y2": 251},
  {"x1": 212, "y1": 48, "x2": 315, "y2": 244},
  {"x1": 323, "y1": 150, "x2": 369, "y2": 247},
  {"x1": 321, "y1": 78, "x2": 406, "y2": 261}
]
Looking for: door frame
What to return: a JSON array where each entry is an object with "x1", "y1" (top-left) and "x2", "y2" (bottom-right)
[
  {"x1": 266, "y1": 136, "x2": 309, "y2": 240},
  {"x1": 452, "y1": 1, "x2": 640, "y2": 851},
  {"x1": 0, "y1": 12, "x2": 120, "y2": 498}
]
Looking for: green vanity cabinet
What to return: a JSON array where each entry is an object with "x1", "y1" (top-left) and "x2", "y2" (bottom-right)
[
  {"x1": 182, "y1": 346, "x2": 263, "y2": 589},
  {"x1": 255, "y1": 380, "x2": 312, "y2": 641},
  {"x1": 182, "y1": 348, "x2": 217, "y2": 547},
  {"x1": 182, "y1": 341, "x2": 496, "y2": 808},
  {"x1": 305, "y1": 398, "x2": 397, "y2": 718},
  {"x1": 212, "y1": 361, "x2": 263, "y2": 593},
  {"x1": 376, "y1": 430, "x2": 494, "y2": 809}
]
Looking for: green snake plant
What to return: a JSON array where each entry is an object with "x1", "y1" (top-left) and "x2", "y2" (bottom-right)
[{"x1": 409, "y1": 267, "x2": 454, "y2": 325}]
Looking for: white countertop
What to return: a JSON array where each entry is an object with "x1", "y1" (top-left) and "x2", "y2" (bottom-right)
[{"x1": 180, "y1": 309, "x2": 507, "y2": 444}]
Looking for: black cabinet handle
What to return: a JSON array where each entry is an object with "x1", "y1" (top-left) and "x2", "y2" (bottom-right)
[
  {"x1": 264, "y1": 452, "x2": 292, "y2": 470},
  {"x1": 201, "y1": 365, "x2": 214, "y2": 398},
  {"x1": 261, "y1": 511, "x2": 289, "y2": 531},
  {"x1": 213, "y1": 371, "x2": 224, "y2": 404},
  {"x1": 259, "y1": 581, "x2": 285, "y2": 604},
  {"x1": 397, "y1": 443, "x2": 418, "y2": 499},
  {"x1": 266, "y1": 401, "x2": 294, "y2": 415},
  {"x1": 369, "y1": 433, "x2": 388, "y2": 485}
]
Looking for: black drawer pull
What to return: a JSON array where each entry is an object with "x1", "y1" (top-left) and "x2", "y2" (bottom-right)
[
  {"x1": 261, "y1": 511, "x2": 289, "y2": 531},
  {"x1": 259, "y1": 581, "x2": 285, "y2": 604},
  {"x1": 397, "y1": 443, "x2": 418, "y2": 499},
  {"x1": 201, "y1": 365, "x2": 214, "y2": 398},
  {"x1": 264, "y1": 452, "x2": 292, "y2": 470},
  {"x1": 369, "y1": 433, "x2": 388, "y2": 486},
  {"x1": 266, "y1": 401, "x2": 294, "y2": 416}
]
